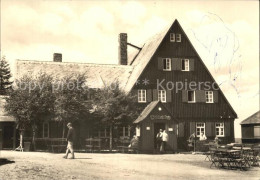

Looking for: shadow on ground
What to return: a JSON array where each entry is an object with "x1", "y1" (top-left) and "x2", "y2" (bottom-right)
[{"x1": 0, "y1": 158, "x2": 15, "y2": 166}]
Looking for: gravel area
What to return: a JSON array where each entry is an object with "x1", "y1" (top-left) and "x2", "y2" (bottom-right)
[{"x1": 0, "y1": 151, "x2": 259, "y2": 180}]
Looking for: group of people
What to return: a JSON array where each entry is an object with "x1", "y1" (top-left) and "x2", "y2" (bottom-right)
[
  {"x1": 188, "y1": 132, "x2": 220, "y2": 147},
  {"x1": 156, "y1": 129, "x2": 169, "y2": 153}
]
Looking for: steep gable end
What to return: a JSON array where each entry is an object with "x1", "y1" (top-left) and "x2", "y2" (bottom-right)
[{"x1": 125, "y1": 19, "x2": 237, "y2": 118}]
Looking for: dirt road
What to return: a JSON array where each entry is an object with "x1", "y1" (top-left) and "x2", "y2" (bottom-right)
[{"x1": 0, "y1": 151, "x2": 259, "y2": 180}]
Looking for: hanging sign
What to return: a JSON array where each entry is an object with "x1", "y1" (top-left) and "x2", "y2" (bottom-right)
[{"x1": 150, "y1": 115, "x2": 171, "y2": 120}]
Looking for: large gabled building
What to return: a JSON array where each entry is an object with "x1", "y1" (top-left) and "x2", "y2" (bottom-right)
[{"x1": 14, "y1": 19, "x2": 237, "y2": 152}]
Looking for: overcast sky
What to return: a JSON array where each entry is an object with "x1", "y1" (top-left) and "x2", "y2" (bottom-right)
[{"x1": 1, "y1": 0, "x2": 259, "y2": 138}]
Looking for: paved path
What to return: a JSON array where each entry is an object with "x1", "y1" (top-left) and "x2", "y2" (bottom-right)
[{"x1": 0, "y1": 151, "x2": 259, "y2": 180}]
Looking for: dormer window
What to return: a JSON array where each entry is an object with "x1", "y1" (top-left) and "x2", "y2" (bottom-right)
[
  {"x1": 163, "y1": 58, "x2": 171, "y2": 71},
  {"x1": 176, "y1": 34, "x2": 181, "y2": 42},
  {"x1": 170, "y1": 33, "x2": 175, "y2": 42}
]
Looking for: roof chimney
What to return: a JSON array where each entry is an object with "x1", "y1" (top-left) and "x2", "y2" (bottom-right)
[
  {"x1": 53, "y1": 53, "x2": 62, "y2": 62},
  {"x1": 118, "y1": 33, "x2": 127, "y2": 65}
]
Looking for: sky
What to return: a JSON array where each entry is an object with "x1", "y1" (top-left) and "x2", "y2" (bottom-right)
[{"x1": 1, "y1": 0, "x2": 259, "y2": 138}]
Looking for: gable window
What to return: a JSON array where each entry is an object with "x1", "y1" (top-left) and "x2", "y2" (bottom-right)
[
  {"x1": 163, "y1": 58, "x2": 171, "y2": 71},
  {"x1": 216, "y1": 122, "x2": 224, "y2": 137},
  {"x1": 188, "y1": 91, "x2": 195, "y2": 103},
  {"x1": 206, "y1": 91, "x2": 214, "y2": 103},
  {"x1": 170, "y1": 33, "x2": 175, "y2": 42},
  {"x1": 181, "y1": 59, "x2": 189, "y2": 71},
  {"x1": 196, "y1": 123, "x2": 205, "y2": 137},
  {"x1": 138, "y1": 89, "x2": 146, "y2": 103},
  {"x1": 176, "y1": 34, "x2": 181, "y2": 42},
  {"x1": 158, "y1": 90, "x2": 166, "y2": 103},
  {"x1": 254, "y1": 126, "x2": 260, "y2": 137},
  {"x1": 43, "y1": 122, "x2": 49, "y2": 138}
]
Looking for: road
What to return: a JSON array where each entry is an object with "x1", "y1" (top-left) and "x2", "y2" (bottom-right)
[{"x1": 0, "y1": 151, "x2": 259, "y2": 180}]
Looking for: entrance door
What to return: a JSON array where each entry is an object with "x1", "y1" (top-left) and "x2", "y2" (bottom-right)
[
  {"x1": 154, "y1": 123, "x2": 165, "y2": 148},
  {"x1": 3, "y1": 123, "x2": 14, "y2": 149}
]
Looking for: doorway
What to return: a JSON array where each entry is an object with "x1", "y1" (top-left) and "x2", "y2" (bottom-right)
[
  {"x1": 3, "y1": 123, "x2": 14, "y2": 149},
  {"x1": 154, "y1": 123, "x2": 165, "y2": 148}
]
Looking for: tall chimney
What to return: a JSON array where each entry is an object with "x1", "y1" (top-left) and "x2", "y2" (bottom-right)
[
  {"x1": 118, "y1": 33, "x2": 127, "y2": 65},
  {"x1": 53, "y1": 53, "x2": 62, "y2": 62}
]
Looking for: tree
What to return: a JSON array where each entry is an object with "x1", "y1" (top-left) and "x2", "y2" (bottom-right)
[
  {"x1": 53, "y1": 73, "x2": 91, "y2": 138},
  {"x1": 93, "y1": 83, "x2": 142, "y2": 151},
  {"x1": 0, "y1": 56, "x2": 12, "y2": 95},
  {"x1": 4, "y1": 73, "x2": 56, "y2": 151}
]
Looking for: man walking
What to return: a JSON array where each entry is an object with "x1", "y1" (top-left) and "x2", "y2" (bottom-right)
[{"x1": 63, "y1": 122, "x2": 76, "y2": 159}]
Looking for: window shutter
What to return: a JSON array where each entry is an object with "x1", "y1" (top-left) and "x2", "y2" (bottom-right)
[
  {"x1": 190, "y1": 122, "x2": 195, "y2": 135},
  {"x1": 196, "y1": 90, "x2": 206, "y2": 103},
  {"x1": 158, "y1": 57, "x2": 163, "y2": 70},
  {"x1": 213, "y1": 91, "x2": 218, "y2": 103},
  {"x1": 171, "y1": 58, "x2": 178, "y2": 70},
  {"x1": 147, "y1": 89, "x2": 152, "y2": 102},
  {"x1": 189, "y1": 58, "x2": 194, "y2": 71},
  {"x1": 166, "y1": 90, "x2": 172, "y2": 102},
  {"x1": 131, "y1": 89, "x2": 138, "y2": 102},
  {"x1": 225, "y1": 121, "x2": 230, "y2": 137},
  {"x1": 153, "y1": 89, "x2": 158, "y2": 101},
  {"x1": 205, "y1": 122, "x2": 213, "y2": 137},
  {"x1": 182, "y1": 90, "x2": 188, "y2": 102},
  {"x1": 179, "y1": 122, "x2": 184, "y2": 137}
]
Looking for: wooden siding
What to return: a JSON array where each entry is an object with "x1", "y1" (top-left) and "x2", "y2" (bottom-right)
[{"x1": 133, "y1": 22, "x2": 236, "y2": 119}]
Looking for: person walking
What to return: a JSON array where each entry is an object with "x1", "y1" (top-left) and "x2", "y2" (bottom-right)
[
  {"x1": 160, "y1": 130, "x2": 168, "y2": 153},
  {"x1": 63, "y1": 122, "x2": 76, "y2": 159},
  {"x1": 156, "y1": 129, "x2": 163, "y2": 151}
]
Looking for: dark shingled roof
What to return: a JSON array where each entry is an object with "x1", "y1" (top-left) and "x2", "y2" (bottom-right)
[{"x1": 240, "y1": 111, "x2": 260, "y2": 125}]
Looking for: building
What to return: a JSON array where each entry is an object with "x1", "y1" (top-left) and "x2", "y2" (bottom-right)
[
  {"x1": 0, "y1": 96, "x2": 16, "y2": 149},
  {"x1": 240, "y1": 111, "x2": 260, "y2": 143},
  {"x1": 14, "y1": 19, "x2": 237, "y2": 152}
]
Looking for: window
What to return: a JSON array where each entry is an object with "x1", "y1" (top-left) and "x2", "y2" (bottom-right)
[
  {"x1": 176, "y1": 34, "x2": 181, "y2": 42},
  {"x1": 170, "y1": 33, "x2": 175, "y2": 42},
  {"x1": 188, "y1": 91, "x2": 195, "y2": 103},
  {"x1": 138, "y1": 89, "x2": 146, "y2": 103},
  {"x1": 216, "y1": 122, "x2": 224, "y2": 137},
  {"x1": 43, "y1": 122, "x2": 49, "y2": 138},
  {"x1": 254, "y1": 126, "x2": 260, "y2": 137},
  {"x1": 206, "y1": 91, "x2": 214, "y2": 103},
  {"x1": 181, "y1": 59, "x2": 189, "y2": 71},
  {"x1": 163, "y1": 58, "x2": 171, "y2": 71},
  {"x1": 119, "y1": 126, "x2": 131, "y2": 137},
  {"x1": 158, "y1": 90, "x2": 166, "y2": 103},
  {"x1": 196, "y1": 123, "x2": 205, "y2": 137}
]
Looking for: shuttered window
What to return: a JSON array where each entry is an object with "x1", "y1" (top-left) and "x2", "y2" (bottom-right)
[
  {"x1": 170, "y1": 33, "x2": 175, "y2": 42},
  {"x1": 138, "y1": 89, "x2": 146, "y2": 103},
  {"x1": 216, "y1": 122, "x2": 224, "y2": 137},
  {"x1": 163, "y1": 58, "x2": 171, "y2": 71},
  {"x1": 206, "y1": 91, "x2": 213, "y2": 103},
  {"x1": 176, "y1": 34, "x2": 181, "y2": 42},
  {"x1": 158, "y1": 90, "x2": 166, "y2": 103},
  {"x1": 188, "y1": 91, "x2": 195, "y2": 103},
  {"x1": 181, "y1": 59, "x2": 189, "y2": 71}
]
